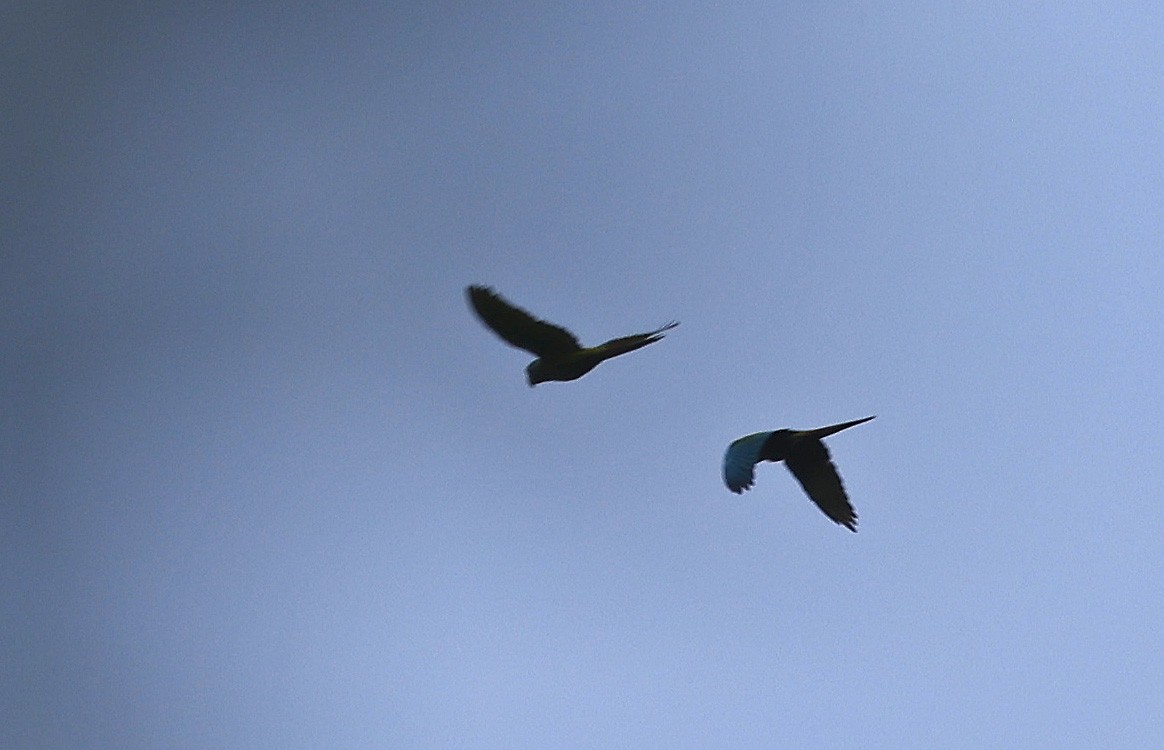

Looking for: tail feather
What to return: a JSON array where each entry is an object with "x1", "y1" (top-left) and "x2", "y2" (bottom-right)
[
  {"x1": 595, "y1": 321, "x2": 679, "y2": 359},
  {"x1": 802, "y1": 415, "x2": 876, "y2": 441}
]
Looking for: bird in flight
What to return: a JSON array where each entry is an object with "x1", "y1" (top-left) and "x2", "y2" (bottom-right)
[
  {"x1": 466, "y1": 285, "x2": 678, "y2": 386},
  {"x1": 723, "y1": 416, "x2": 875, "y2": 532}
]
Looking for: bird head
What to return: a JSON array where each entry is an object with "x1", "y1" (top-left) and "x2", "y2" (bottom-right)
[{"x1": 525, "y1": 360, "x2": 549, "y2": 387}]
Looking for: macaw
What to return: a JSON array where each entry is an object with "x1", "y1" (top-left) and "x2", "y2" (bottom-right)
[
  {"x1": 466, "y1": 285, "x2": 678, "y2": 386},
  {"x1": 723, "y1": 416, "x2": 875, "y2": 532}
]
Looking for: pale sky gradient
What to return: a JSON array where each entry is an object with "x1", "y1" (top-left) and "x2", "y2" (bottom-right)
[{"x1": 5, "y1": 2, "x2": 1164, "y2": 747}]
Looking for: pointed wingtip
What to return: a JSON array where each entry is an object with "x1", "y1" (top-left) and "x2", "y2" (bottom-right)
[{"x1": 465, "y1": 284, "x2": 489, "y2": 304}]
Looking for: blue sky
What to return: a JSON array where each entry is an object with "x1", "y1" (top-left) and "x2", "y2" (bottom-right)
[{"x1": 5, "y1": 2, "x2": 1163, "y2": 747}]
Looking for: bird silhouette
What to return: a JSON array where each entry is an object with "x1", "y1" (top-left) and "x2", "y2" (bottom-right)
[
  {"x1": 466, "y1": 285, "x2": 678, "y2": 386},
  {"x1": 723, "y1": 416, "x2": 875, "y2": 532}
]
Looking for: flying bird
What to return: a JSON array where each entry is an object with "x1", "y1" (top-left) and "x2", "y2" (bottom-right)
[
  {"x1": 723, "y1": 416, "x2": 875, "y2": 532},
  {"x1": 466, "y1": 285, "x2": 678, "y2": 386}
]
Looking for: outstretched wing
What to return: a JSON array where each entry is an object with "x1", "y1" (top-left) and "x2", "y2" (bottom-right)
[
  {"x1": 723, "y1": 432, "x2": 773, "y2": 494},
  {"x1": 783, "y1": 439, "x2": 858, "y2": 532},
  {"x1": 466, "y1": 286, "x2": 582, "y2": 357}
]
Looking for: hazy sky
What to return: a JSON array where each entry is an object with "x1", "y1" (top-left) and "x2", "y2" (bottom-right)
[{"x1": 6, "y1": 2, "x2": 1163, "y2": 747}]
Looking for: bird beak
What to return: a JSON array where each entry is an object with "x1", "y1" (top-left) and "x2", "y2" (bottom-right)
[{"x1": 804, "y1": 415, "x2": 876, "y2": 440}]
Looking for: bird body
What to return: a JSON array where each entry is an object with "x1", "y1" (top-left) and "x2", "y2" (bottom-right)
[
  {"x1": 723, "y1": 416, "x2": 875, "y2": 532},
  {"x1": 466, "y1": 285, "x2": 677, "y2": 386}
]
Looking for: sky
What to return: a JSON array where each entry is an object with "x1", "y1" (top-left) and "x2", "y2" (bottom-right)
[{"x1": 5, "y1": 2, "x2": 1164, "y2": 747}]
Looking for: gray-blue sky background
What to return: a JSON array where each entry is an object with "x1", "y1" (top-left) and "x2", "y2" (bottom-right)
[{"x1": 5, "y1": 2, "x2": 1163, "y2": 747}]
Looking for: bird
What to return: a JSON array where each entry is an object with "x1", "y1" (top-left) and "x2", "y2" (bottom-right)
[
  {"x1": 466, "y1": 285, "x2": 678, "y2": 386},
  {"x1": 722, "y1": 416, "x2": 875, "y2": 532}
]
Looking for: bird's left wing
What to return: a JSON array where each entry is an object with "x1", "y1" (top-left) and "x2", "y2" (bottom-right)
[
  {"x1": 723, "y1": 432, "x2": 773, "y2": 494},
  {"x1": 466, "y1": 285, "x2": 582, "y2": 357},
  {"x1": 784, "y1": 440, "x2": 858, "y2": 532}
]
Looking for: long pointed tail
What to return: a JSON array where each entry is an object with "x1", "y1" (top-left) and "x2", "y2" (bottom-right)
[
  {"x1": 803, "y1": 415, "x2": 876, "y2": 440},
  {"x1": 595, "y1": 321, "x2": 679, "y2": 359}
]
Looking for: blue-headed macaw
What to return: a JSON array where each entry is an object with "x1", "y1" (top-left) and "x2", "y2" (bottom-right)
[
  {"x1": 467, "y1": 285, "x2": 678, "y2": 386},
  {"x1": 723, "y1": 416, "x2": 875, "y2": 532}
]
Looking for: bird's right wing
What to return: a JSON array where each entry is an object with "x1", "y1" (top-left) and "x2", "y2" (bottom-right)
[
  {"x1": 784, "y1": 440, "x2": 858, "y2": 532},
  {"x1": 466, "y1": 286, "x2": 582, "y2": 357},
  {"x1": 723, "y1": 432, "x2": 773, "y2": 494}
]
